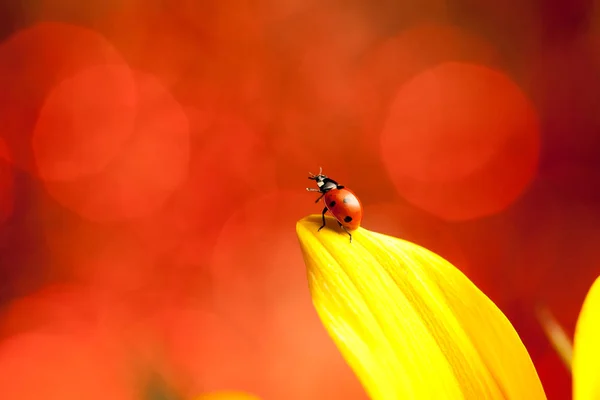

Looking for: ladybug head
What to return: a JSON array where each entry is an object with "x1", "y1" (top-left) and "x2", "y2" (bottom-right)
[
  {"x1": 308, "y1": 167, "x2": 339, "y2": 192},
  {"x1": 308, "y1": 166, "x2": 324, "y2": 180}
]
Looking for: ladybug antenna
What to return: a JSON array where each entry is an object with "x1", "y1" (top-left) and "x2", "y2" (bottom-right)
[
  {"x1": 308, "y1": 167, "x2": 324, "y2": 180},
  {"x1": 308, "y1": 167, "x2": 323, "y2": 179}
]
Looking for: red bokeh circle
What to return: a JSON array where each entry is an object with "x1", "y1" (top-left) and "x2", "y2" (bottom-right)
[
  {"x1": 40, "y1": 70, "x2": 190, "y2": 223},
  {"x1": 0, "y1": 22, "x2": 130, "y2": 173},
  {"x1": 32, "y1": 64, "x2": 137, "y2": 181},
  {"x1": 380, "y1": 62, "x2": 540, "y2": 221}
]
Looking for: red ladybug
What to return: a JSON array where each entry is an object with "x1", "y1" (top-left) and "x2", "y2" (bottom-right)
[{"x1": 307, "y1": 167, "x2": 362, "y2": 242}]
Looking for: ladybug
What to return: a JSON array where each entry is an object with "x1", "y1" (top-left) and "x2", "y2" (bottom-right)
[{"x1": 307, "y1": 167, "x2": 362, "y2": 242}]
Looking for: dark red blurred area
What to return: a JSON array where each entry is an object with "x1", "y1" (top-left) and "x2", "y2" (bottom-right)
[{"x1": 0, "y1": 0, "x2": 599, "y2": 399}]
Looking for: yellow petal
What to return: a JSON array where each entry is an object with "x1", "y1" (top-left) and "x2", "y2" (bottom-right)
[
  {"x1": 535, "y1": 306, "x2": 573, "y2": 371},
  {"x1": 296, "y1": 215, "x2": 546, "y2": 400},
  {"x1": 193, "y1": 391, "x2": 261, "y2": 400},
  {"x1": 573, "y1": 276, "x2": 600, "y2": 400}
]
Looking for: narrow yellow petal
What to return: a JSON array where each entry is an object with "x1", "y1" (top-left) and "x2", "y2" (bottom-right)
[
  {"x1": 296, "y1": 215, "x2": 546, "y2": 400},
  {"x1": 535, "y1": 306, "x2": 573, "y2": 371},
  {"x1": 194, "y1": 391, "x2": 261, "y2": 400},
  {"x1": 573, "y1": 276, "x2": 600, "y2": 400}
]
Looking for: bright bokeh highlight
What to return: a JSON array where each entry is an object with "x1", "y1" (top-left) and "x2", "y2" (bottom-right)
[
  {"x1": 32, "y1": 64, "x2": 137, "y2": 181},
  {"x1": 41, "y1": 70, "x2": 190, "y2": 222},
  {"x1": 0, "y1": 22, "x2": 128, "y2": 173},
  {"x1": 381, "y1": 62, "x2": 540, "y2": 221}
]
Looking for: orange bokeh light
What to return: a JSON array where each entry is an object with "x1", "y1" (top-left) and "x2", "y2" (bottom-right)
[
  {"x1": 40, "y1": 70, "x2": 190, "y2": 223},
  {"x1": 0, "y1": 284, "x2": 95, "y2": 339},
  {"x1": 381, "y1": 62, "x2": 540, "y2": 221},
  {"x1": 0, "y1": 285, "x2": 137, "y2": 400},
  {"x1": 32, "y1": 64, "x2": 137, "y2": 181},
  {"x1": 0, "y1": 22, "x2": 128, "y2": 173},
  {"x1": 0, "y1": 331, "x2": 136, "y2": 400},
  {"x1": 348, "y1": 23, "x2": 504, "y2": 198},
  {"x1": 355, "y1": 23, "x2": 499, "y2": 151}
]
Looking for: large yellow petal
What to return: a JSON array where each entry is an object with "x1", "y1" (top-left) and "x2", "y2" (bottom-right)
[
  {"x1": 296, "y1": 215, "x2": 546, "y2": 400},
  {"x1": 573, "y1": 276, "x2": 600, "y2": 400}
]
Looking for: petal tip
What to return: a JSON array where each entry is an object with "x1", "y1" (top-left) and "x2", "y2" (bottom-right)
[
  {"x1": 297, "y1": 214, "x2": 324, "y2": 228},
  {"x1": 296, "y1": 215, "x2": 314, "y2": 239}
]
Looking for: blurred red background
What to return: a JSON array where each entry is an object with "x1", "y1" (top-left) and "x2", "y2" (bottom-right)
[{"x1": 0, "y1": 0, "x2": 598, "y2": 399}]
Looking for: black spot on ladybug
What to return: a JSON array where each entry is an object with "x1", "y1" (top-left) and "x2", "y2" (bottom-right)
[
  {"x1": 329, "y1": 201, "x2": 336, "y2": 208},
  {"x1": 344, "y1": 216, "x2": 353, "y2": 223}
]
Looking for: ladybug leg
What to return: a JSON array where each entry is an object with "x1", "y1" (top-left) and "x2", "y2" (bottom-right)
[
  {"x1": 318, "y1": 207, "x2": 328, "y2": 231},
  {"x1": 306, "y1": 188, "x2": 325, "y2": 202},
  {"x1": 337, "y1": 221, "x2": 353, "y2": 243}
]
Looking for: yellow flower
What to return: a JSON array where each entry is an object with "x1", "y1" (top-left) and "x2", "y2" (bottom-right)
[
  {"x1": 573, "y1": 276, "x2": 600, "y2": 399},
  {"x1": 194, "y1": 391, "x2": 261, "y2": 400},
  {"x1": 296, "y1": 215, "x2": 546, "y2": 399}
]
